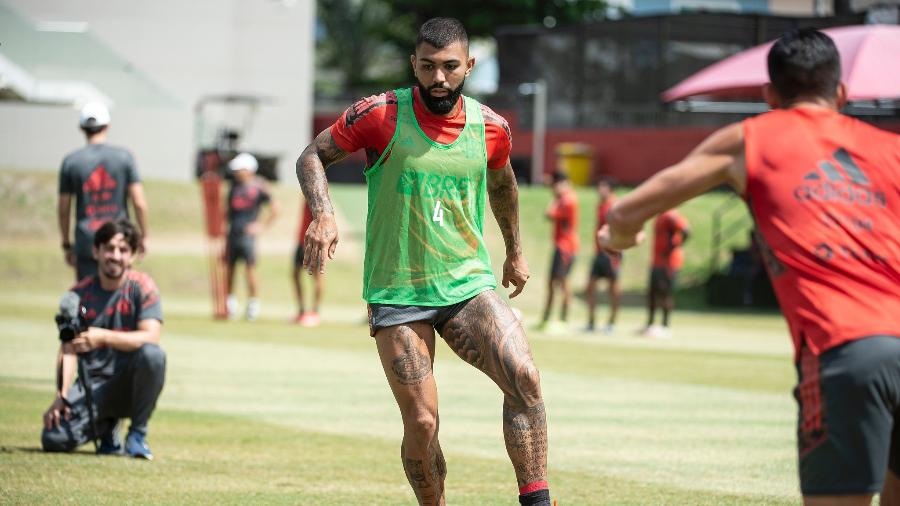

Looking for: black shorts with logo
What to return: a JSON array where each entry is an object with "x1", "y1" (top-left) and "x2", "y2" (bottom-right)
[
  {"x1": 367, "y1": 293, "x2": 483, "y2": 337},
  {"x1": 226, "y1": 234, "x2": 256, "y2": 266},
  {"x1": 649, "y1": 267, "x2": 677, "y2": 294},
  {"x1": 549, "y1": 248, "x2": 575, "y2": 280},
  {"x1": 590, "y1": 253, "x2": 619, "y2": 280},
  {"x1": 795, "y1": 335, "x2": 900, "y2": 495}
]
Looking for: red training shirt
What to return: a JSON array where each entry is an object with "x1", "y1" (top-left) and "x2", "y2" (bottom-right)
[
  {"x1": 743, "y1": 107, "x2": 900, "y2": 359},
  {"x1": 297, "y1": 202, "x2": 313, "y2": 244},
  {"x1": 330, "y1": 87, "x2": 511, "y2": 170},
  {"x1": 549, "y1": 189, "x2": 579, "y2": 255},
  {"x1": 652, "y1": 209, "x2": 689, "y2": 271}
]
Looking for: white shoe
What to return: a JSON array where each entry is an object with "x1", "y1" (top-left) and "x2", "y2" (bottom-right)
[
  {"x1": 226, "y1": 295, "x2": 238, "y2": 319},
  {"x1": 601, "y1": 324, "x2": 615, "y2": 335},
  {"x1": 246, "y1": 298, "x2": 260, "y2": 321},
  {"x1": 643, "y1": 324, "x2": 671, "y2": 339}
]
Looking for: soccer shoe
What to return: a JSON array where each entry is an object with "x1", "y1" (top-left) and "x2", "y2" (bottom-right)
[
  {"x1": 246, "y1": 298, "x2": 260, "y2": 321},
  {"x1": 601, "y1": 324, "x2": 615, "y2": 335},
  {"x1": 124, "y1": 431, "x2": 153, "y2": 460},
  {"x1": 300, "y1": 312, "x2": 320, "y2": 327},
  {"x1": 292, "y1": 313, "x2": 305, "y2": 324},
  {"x1": 642, "y1": 324, "x2": 672, "y2": 339},
  {"x1": 226, "y1": 295, "x2": 238, "y2": 319},
  {"x1": 96, "y1": 428, "x2": 122, "y2": 456},
  {"x1": 655, "y1": 326, "x2": 673, "y2": 339},
  {"x1": 582, "y1": 324, "x2": 596, "y2": 333}
]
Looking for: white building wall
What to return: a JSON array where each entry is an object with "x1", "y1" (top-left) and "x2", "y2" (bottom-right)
[{"x1": 0, "y1": 0, "x2": 315, "y2": 181}]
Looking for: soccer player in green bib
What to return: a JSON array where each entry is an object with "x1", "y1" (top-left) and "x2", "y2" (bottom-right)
[{"x1": 296, "y1": 17, "x2": 550, "y2": 506}]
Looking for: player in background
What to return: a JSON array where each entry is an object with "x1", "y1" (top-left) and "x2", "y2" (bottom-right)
[
  {"x1": 58, "y1": 102, "x2": 149, "y2": 281},
  {"x1": 292, "y1": 202, "x2": 324, "y2": 326},
  {"x1": 584, "y1": 178, "x2": 621, "y2": 334},
  {"x1": 600, "y1": 28, "x2": 900, "y2": 505},
  {"x1": 224, "y1": 153, "x2": 280, "y2": 321},
  {"x1": 539, "y1": 170, "x2": 579, "y2": 331},
  {"x1": 643, "y1": 209, "x2": 689, "y2": 338}
]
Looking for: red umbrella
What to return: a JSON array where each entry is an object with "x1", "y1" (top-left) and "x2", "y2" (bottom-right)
[{"x1": 662, "y1": 24, "x2": 900, "y2": 103}]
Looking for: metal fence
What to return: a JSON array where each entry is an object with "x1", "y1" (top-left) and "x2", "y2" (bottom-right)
[{"x1": 492, "y1": 12, "x2": 900, "y2": 129}]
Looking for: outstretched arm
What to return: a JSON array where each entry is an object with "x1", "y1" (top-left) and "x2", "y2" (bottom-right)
[
  {"x1": 601, "y1": 122, "x2": 746, "y2": 252},
  {"x1": 296, "y1": 128, "x2": 350, "y2": 274},
  {"x1": 487, "y1": 162, "x2": 529, "y2": 298}
]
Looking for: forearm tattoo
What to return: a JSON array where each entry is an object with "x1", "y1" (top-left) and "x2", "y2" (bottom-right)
[
  {"x1": 390, "y1": 331, "x2": 432, "y2": 386},
  {"x1": 487, "y1": 164, "x2": 523, "y2": 256},
  {"x1": 296, "y1": 130, "x2": 348, "y2": 216}
]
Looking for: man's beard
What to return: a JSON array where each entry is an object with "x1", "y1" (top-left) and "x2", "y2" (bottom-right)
[
  {"x1": 101, "y1": 261, "x2": 126, "y2": 281},
  {"x1": 417, "y1": 78, "x2": 465, "y2": 115}
]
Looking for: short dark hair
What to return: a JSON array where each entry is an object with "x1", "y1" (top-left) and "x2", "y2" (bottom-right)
[
  {"x1": 416, "y1": 17, "x2": 468, "y2": 50},
  {"x1": 81, "y1": 125, "x2": 108, "y2": 137},
  {"x1": 94, "y1": 219, "x2": 141, "y2": 251},
  {"x1": 767, "y1": 28, "x2": 841, "y2": 102},
  {"x1": 551, "y1": 170, "x2": 568, "y2": 184}
]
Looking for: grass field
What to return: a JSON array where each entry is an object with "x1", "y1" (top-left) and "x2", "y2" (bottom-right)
[{"x1": 0, "y1": 169, "x2": 811, "y2": 504}]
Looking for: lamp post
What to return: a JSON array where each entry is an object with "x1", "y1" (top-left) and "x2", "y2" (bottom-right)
[{"x1": 518, "y1": 80, "x2": 547, "y2": 185}]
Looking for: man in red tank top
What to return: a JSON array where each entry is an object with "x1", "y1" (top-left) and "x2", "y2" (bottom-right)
[{"x1": 600, "y1": 29, "x2": 900, "y2": 505}]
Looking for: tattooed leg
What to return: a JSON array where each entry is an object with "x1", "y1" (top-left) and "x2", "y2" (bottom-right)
[
  {"x1": 376, "y1": 322, "x2": 447, "y2": 506},
  {"x1": 441, "y1": 291, "x2": 548, "y2": 487}
]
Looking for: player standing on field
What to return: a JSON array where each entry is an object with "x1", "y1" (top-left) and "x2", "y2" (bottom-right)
[
  {"x1": 642, "y1": 208, "x2": 689, "y2": 339},
  {"x1": 296, "y1": 17, "x2": 551, "y2": 506},
  {"x1": 584, "y1": 178, "x2": 621, "y2": 334},
  {"x1": 539, "y1": 171, "x2": 579, "y2": 331},
  {"x1": 58, "y1": 103, "x2": 149, "y2": 281},
  {"x1": 601, "y1": 28, "x2": 900, "y2": 505}
]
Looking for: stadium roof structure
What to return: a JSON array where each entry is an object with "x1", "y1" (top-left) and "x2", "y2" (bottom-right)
[{"x1": 0, "y1": 1, "x2": 179, "y2": 108}]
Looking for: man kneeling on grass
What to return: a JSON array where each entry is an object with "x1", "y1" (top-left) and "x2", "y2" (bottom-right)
[{"x1": 42, "y1": 219, "x2": 165, "y2": 460}]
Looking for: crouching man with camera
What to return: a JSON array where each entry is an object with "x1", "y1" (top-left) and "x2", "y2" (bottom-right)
[{"x1": 42, "y1": 218, "x2": 165, "y2": 460}]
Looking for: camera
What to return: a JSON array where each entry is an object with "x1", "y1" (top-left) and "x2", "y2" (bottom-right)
[{"x1": 56, "y1": 291, "x2": 86, "y2": 342}]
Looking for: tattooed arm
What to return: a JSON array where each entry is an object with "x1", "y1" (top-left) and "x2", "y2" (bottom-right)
[
  {"x1": 296, "y1": 128, "x2": 350, "y2": 274},
  {"x1": 487, "y1": 162, "x2": 530, "y2": 298}
]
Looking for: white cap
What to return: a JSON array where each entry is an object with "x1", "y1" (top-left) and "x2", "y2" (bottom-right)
[
  {"x1": 79, "y1": 102, "x2": 110, "y2": 128},
  {"x1": 229, "y1": 152, "x2": 258, "y2": 173}
]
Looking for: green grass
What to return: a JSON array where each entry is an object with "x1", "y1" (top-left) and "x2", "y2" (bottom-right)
[{"x1": 0, "y1": 169, "x2": 808, "y2": 504}]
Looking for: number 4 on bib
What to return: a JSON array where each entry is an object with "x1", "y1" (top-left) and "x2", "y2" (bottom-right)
[{"x1": 432, "y1": 200, "x2": 444, "y2": 226}]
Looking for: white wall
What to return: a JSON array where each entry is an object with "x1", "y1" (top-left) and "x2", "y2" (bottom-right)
[{"x1": 0, "y1": 0, "x2": 315, "y2": 181}]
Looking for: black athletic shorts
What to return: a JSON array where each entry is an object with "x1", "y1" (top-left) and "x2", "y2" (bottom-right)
[
  {"x1": 649, "y1": 267, "x2": 677, "y2": 294},
  {"x1": 549, "y1": 248, "x2": 575, "y2": 280},
  {"x1": 367, "y1": 293, "x2": 483, "y2": 337},
  {"x1": 226, "y1": 234, "x2": 256, "y2": 266},
  {"x1": 293, "y1": 243, "x2": 304, "y2": 268},
  {"x1": 590, "y1": 252, "x2": 620, "y2": 280},
  {"x1": 795, "y1": 335, "x2": 900, "y2": 495}
]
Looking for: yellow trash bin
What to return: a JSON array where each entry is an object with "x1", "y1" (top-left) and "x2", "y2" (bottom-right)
[{"x1": 555, "y1": 142, "x2": 593, "y2": 186}]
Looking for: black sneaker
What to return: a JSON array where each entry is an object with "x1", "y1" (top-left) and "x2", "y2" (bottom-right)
[{"x1": 97, "y1": 430, "x2": 122, "y2": 455}]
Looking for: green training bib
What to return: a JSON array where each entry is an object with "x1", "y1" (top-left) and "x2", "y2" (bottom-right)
[{"x1": 362, "y1": 87, "x2": 496, "y2": 305}]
